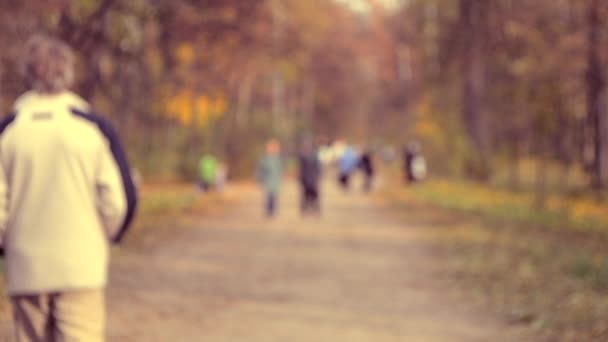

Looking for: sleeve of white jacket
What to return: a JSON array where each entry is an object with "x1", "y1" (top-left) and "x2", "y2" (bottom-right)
[
  {"x1": 0, "y1": 114, "x2": 14, "y2": 256},
  {"x1": 71, "y1": 109, "x2": 137, "y2": 243},
  {"x1": 96, "y1": 140, "x2": 128, "y2": 240},
  {"x1": 0, "y1": 158, "x2": 8, "y2": 255}
]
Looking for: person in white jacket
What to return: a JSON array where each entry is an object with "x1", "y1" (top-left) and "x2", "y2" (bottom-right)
[{"x1": 0, "y1": 35, "x2": 137, "y2": 341}]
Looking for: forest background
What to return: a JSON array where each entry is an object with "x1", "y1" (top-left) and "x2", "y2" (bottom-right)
[{"x1": 1, "y1": 0, "x2": 608, "y2": 198}]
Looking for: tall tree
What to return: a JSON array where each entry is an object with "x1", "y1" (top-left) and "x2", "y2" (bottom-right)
[
  {"x1": 585, "y1": 0, "x2": 605, "y2": 188},
  {"x1": 459, "y1": 0, "x2": 490, "y2": 179}
]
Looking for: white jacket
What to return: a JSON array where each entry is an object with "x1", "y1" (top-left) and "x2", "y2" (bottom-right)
[{"x1": 0, "y1": 91, "x2": 137, "y2": 294}]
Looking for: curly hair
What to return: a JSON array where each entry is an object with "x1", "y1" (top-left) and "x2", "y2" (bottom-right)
[{"x1": 22, "y1": 34, "x2": 75, "y2": 94}]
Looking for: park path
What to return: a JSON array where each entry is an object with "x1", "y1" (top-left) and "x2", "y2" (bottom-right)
[{"x1": 106, "y1": 179, "x2": 511, "y2": 341}]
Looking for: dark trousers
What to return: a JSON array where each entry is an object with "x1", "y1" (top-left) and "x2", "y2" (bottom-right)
[
  {"x1": 265, "y1": 191, "x2": 277, "y2": 217},
  {"x1": 199, "y1": 180, "x2": 212, "y2": 191},
  {"x1": 301, "y1": 185, "x2": 320, "y2": 214},
  {"x1": 338, "y1": 173, "x2": 350, "y2": 189}
]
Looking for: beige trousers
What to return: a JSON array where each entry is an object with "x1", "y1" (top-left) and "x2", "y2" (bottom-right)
[{"x1": 11, "y1": 290, "x2": 105, "y2": 342}]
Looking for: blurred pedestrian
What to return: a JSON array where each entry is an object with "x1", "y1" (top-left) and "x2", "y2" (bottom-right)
[
  {"x1": 198, "y1": 153, "x2": 217, "y2": 191},
  {"x1": 257, "y1": 139, "x2": 282, "y2": 217},
  {"x1": 0, "y1": 34, "x2": 137, "y2": 341},
  {"x1": 338, "y1": 144, "x2": 358, "y2": 190},
  {"x1": 359, "y1": 149, "x2": 375, "y2": 192},
  {"x1": 298, "y1": 138, "x2": 321, "y2": 215},
  {"x1": 318, "y1": 144, "x2": 333, "y2": 166},
  {"x1": 404, "y1": 141, "x2": 427, "y2": 183}
]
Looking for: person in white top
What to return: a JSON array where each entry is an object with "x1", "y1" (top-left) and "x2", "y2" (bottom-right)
[{"x1": 0, "y1": 34, "x2": 137, "y2": 341}]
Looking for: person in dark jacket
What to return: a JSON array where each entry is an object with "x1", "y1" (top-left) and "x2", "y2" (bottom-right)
[
  {"x1": 359, "y1": 149, "x2": 374, "y2": 192},
  {"x1": 298, "y1": 138, "x2": 321, "y2": 215},
  {"x1": 404, "y1": 144, "x2": 416, "y2": 183}
]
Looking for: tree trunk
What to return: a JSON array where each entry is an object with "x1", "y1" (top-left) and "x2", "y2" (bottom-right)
[
  {"x1": 272, "y1": 72, "x2": 285, "y2": 136},
  {"x1": 508, "y1": 131, "x2": 521, "y2": 191},
  {"x1": 459, "y1": 0, "x2": 489, "y2": 179},
  {"x1": 586, "y1": 0, "x2": 605, "y2": 189},
  {"x1": 236, "y1": 71, "x2": 255, "y2": 127},
  {"x1": 535, "y1": 137, "x2": 549, "y2": 208}
]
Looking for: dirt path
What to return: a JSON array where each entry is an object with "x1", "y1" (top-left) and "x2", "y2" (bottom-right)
[{"x1": 105, "y1": 179, "x2": 516, "y2": 342}]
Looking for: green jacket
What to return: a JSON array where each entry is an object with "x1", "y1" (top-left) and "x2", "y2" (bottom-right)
[
  {"x1": 199, "y1": 155, "x2": 217, "y2": 183},
  {"x1": 256, "y1": 154, "x2": 282, "y2": 193}
]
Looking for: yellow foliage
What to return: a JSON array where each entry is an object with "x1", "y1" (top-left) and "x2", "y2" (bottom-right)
[
  {"x1": 70, "y1": 0, "x2": 101, "y2": 19},
  {"x1": 413, "y1": 179, "x2": 608, "y2": 233},
  {"x1": 413, "y1": 94, "x2": 445, "y2": 145},
  {"x1": 175, "y1": 43, "x2": 195, "y2": 66},
  {"x1": 213, "y1": 95, "x2": 227, "y2": 116},
  {"x1": 196, "y1": 96, "x2": 209, "y2": 118},
  {"x1": 165, "y1": 89, "x2": 193, "y2": 125},
  {"x1": 571, "y1": 200, "x2": 605, "y2": 222},
  {"x1": 414, "y1": 119, "x2": 441, "y2": 141},
  {"x1": 164, "y1": 90, "x2": 227, "y2": 128}
]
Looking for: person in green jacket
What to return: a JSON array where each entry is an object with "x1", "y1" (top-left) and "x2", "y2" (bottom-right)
[
  {"x1": 199, "y1": 154, "x2": 217, "y2": 191},
  {"x1": 256, "y1": 139, "x2": 282, "y2": 217}
]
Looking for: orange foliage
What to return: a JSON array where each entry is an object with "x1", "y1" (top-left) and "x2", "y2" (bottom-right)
[{"x1": 165, "y1": 89, "x2": 227, "y2": 128}]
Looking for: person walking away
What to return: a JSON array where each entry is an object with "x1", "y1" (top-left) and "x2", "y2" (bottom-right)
[
  {"x1": 198, "y1": 153, "x2": 217, "y2": 191},
  {"x1": 298, "y1": 139, "x2": 321, "y2": 215},
  {"x1": 404, "y1": 143, "x2": 416, "y2": 183},
  {"x1": 257, "y1": 139, "x2": 282, "y2": 217},
  {"x1": 338, "y1": 144, "x2": 358, "y2": 190},
  {"x1": 404, "y1": 141, "x2": 427, "y2": 183},
  {"x1": 0, "y1": 35, "x2": 137, "y2": 342},
  {"x1": 359, "y1": 149, "x2": 374, "y2": 192}
]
